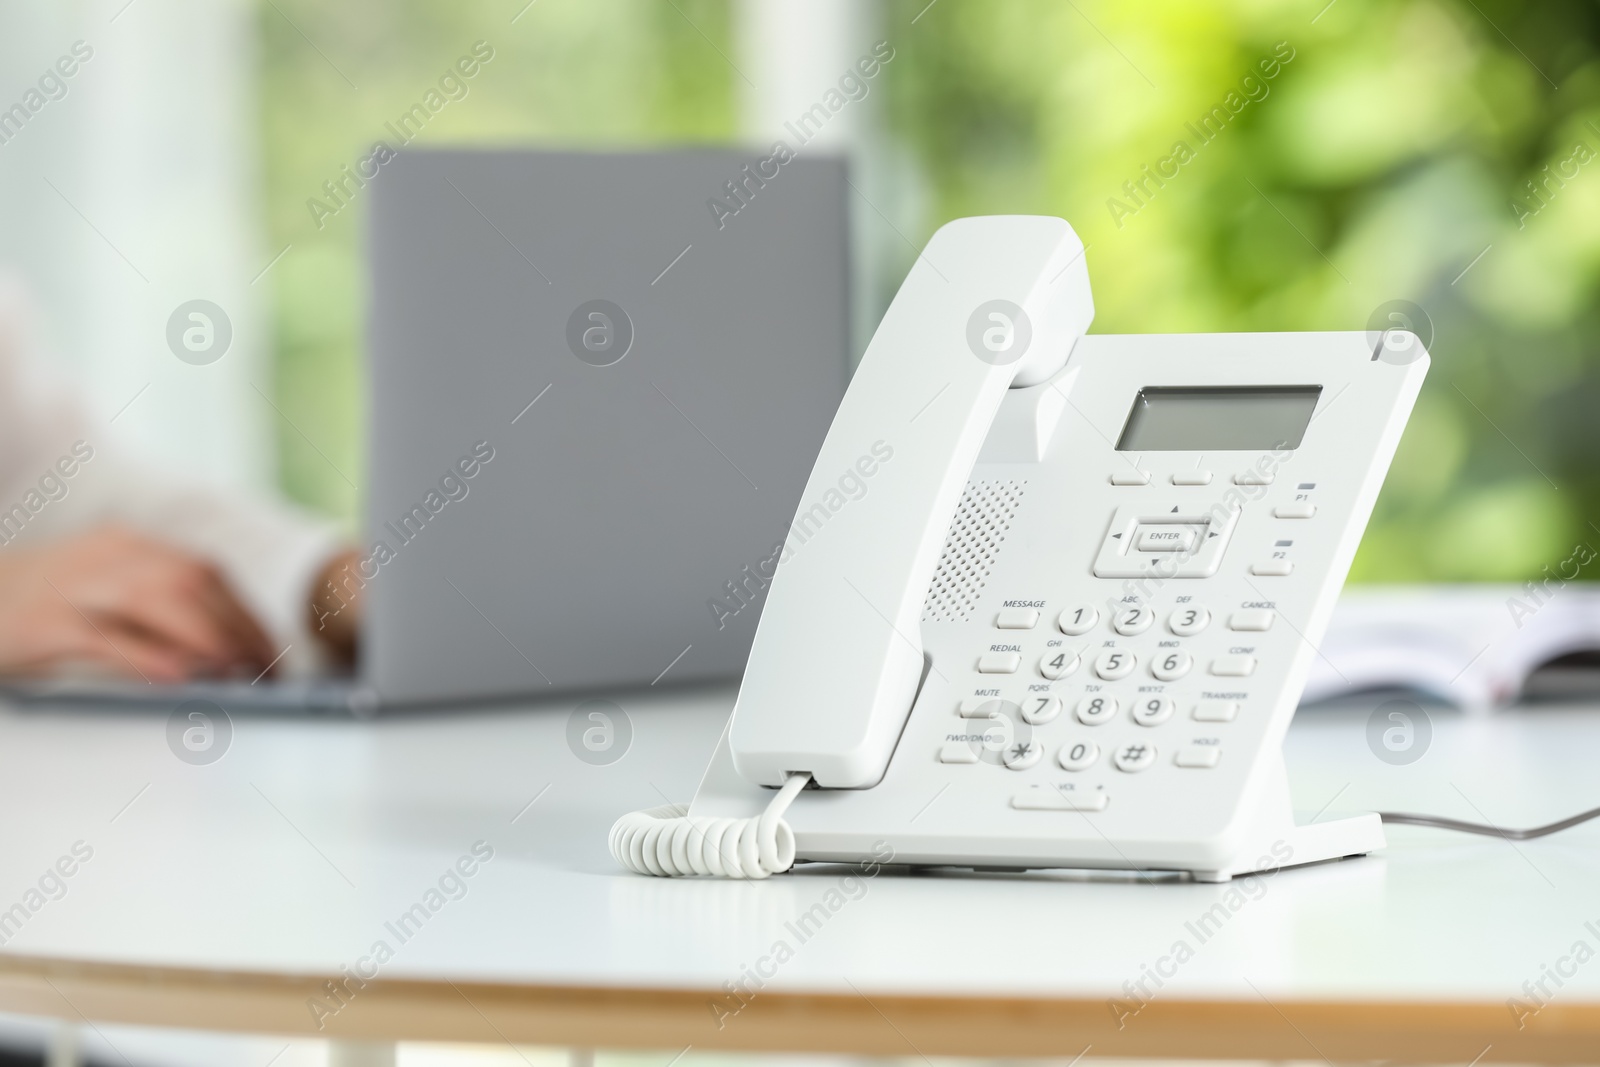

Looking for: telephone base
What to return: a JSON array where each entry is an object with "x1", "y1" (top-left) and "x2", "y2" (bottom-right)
[
  {"x1": 1188, "y1": 811, "x2": 1384, "y2": 883},
  {"x1": 685, "y1": 728, "x2": 1387, "y2": 882}
]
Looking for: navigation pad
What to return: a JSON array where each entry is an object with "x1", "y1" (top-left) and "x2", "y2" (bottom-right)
[{"x1": 1093, "y1": 503, "x2": 1240, "y2": 579}]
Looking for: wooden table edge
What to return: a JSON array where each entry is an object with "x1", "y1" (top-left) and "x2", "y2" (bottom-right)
[{"x1": 0, "y1": 953, "x2": 1593, "y2": 1062}]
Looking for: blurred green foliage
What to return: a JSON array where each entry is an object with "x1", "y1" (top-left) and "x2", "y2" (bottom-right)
[{"x1": 261, "y1": 0, "x2": 1600, "y2": 582}]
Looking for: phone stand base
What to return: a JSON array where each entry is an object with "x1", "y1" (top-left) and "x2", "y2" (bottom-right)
[
  {"x1": 686, "y1": 728, "x2": 1388, "y2": 882},
  {"x1": 1189, "y1": 812, "x2": 1385, "y2": 882},
  {"x1": 1188, "y1": 752, "x2": 1386, "y2": 883}
]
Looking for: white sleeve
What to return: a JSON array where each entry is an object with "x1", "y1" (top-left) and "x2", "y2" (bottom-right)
[{"x1": 0, "y1": 273, "x2": 345, "y2": 677}]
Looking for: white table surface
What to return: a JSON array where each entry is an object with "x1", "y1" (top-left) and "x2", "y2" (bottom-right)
[
  {"x1": 1, "y1": 684, "x2": 1596, "y2": 998},
  {"x1": 0, "y1": 685, "x2": 1597, "y2": 1058}
]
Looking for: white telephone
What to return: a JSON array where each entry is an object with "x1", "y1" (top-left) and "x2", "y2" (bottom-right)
[{"x1": 611, "y1": 215, "x2": 1428, "y2": 882}]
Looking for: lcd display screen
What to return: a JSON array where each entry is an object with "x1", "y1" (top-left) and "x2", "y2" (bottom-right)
[{"x1": 1115, "y1": 385, "x2": 1323, "y2": 451}]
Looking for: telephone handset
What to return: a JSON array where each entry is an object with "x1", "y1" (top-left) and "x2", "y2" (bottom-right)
[{"x1": 611, "y1": 215, "x2": 1427, "y2": 881}]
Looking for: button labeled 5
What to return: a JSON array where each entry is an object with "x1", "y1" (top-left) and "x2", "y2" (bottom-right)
[{"x1": 1094, "y1": 649, "x2": 1137, "y2": 680}]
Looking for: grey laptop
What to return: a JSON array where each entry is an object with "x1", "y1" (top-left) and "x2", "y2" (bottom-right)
[{"x1": 6, "y1": 148, "x2": 849, "y2": 712}]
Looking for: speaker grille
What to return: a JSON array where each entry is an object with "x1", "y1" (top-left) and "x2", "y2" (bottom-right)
[{"x1": 922, "y1": 479, "x2": 1027, "y2": 623}]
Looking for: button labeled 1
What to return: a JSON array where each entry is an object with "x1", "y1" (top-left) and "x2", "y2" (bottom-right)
[{"x1": 1057, "y1": 604, "x2": 1099, "y2": 635}]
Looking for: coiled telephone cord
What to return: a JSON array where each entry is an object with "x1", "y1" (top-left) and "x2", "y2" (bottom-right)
[{"x1": 609, "y1": 773, "x2": 811, "y2": 878}]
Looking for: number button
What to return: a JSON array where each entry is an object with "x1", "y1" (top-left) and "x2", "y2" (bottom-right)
[
  {"x1": 1168, "y1": 606, "x2": 1210, "y2": 636},
  {"x1": 1057, "y1": 740, "x2": 1100, "y2": 771},
  {"x1": 1150, "y1": 651, "x2": 1192, "y2": 681},
  {"x1": 1021, "y1": 695, "x2": 1062, "y2": 725},
  {"x1": 1113, "y1": 743, "x2": 1157, "y2": 773},
  {"x1": 1075, "y1": 694, "x2": 1119, "y2": 725},
  {"x1": 1039, "y1": 650, "x2": 1080, "y2": 680},
  {"x1": 1057, "y1": 604, "x2": 1099, "y2": 635},
  {"x1": 1003, "y1": 739, "x2": 1043, "y2": 770},
  {"x1": 1093, "y1": 649, "x2": 1137, "y2": 680},
  {"x1": 1132, "y1": 697, "x2": 1174, "y2": 726},
  {"x1": 1113, "y1": 607, "x2": 1154, "y2": 635}
]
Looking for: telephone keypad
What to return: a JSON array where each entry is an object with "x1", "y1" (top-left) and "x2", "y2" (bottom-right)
[{"x1": 948, "y1": 587, "x2": 1270, "y2": 807}]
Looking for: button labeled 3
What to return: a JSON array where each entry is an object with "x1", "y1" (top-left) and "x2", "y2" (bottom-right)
[{"x1": 1168, "y1": 606, "x2": 1210, "y2": 636}]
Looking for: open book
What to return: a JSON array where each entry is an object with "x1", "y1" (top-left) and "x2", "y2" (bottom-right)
[{"x1": 1303, "y1": 585, "x2": 1600, "y2": 709}]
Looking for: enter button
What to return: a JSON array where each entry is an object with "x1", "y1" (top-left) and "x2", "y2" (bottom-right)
[{"x1": 1137, "y1": 528, "x2": 1196, "y2": 552}]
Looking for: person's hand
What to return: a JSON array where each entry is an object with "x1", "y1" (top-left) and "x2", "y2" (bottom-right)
[
  {"x1": 0, "y1": 525, "x2": 276, "y2": 683},
  {"x1": 308, "y1": 548, "x2": 362, "y2": 667}
]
